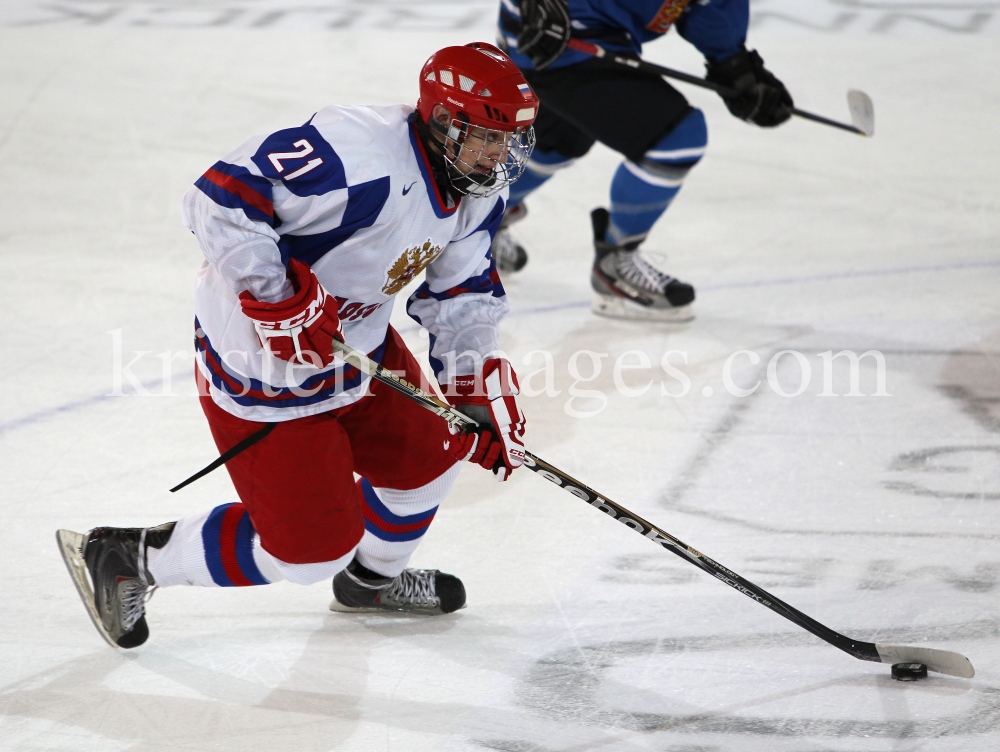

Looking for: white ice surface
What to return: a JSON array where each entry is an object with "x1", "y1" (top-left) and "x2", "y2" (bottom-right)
[{"x1": 1, "y1": 3, "x2": 999, "y2": 751}]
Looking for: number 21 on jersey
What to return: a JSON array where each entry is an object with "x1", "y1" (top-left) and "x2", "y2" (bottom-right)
[{"x1": 267, "y1": 139, "x2": 324, "y2": 181}]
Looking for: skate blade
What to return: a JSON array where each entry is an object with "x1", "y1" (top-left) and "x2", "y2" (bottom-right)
[
  {"x1": 56, "y1": 529, "x2": 118, "y2": 648},
  {"x1": 328, "y1": 599, "x2": 382, "y2": 613},
  {"x1": 328, "y1": 598, "x2": 459, "y2": 616},
  {"x1": 592, "y1": 294, "x2": 695, "y2": 323}
]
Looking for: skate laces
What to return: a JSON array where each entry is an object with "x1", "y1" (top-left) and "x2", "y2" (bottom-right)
[
  {"x1": 120, "y1": 526, "x2": 155, "y2": 631},
  {"x1": 616, "y1": 249, "x2": 674, "y2": 293},
  {"x1": 384, "y1": 569, "x2": 438, "y2": 607},
  {"x1": 120, "y1": 580, "x2": 156, "y2": 631}
]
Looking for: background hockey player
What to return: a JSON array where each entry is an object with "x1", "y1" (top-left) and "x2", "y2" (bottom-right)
[
  {"x1": 56, "y1": 43, "x2": 538, "y2": 649},
  {"x1": 495, "y1": 0, "x2": 794, "y2": 321}
]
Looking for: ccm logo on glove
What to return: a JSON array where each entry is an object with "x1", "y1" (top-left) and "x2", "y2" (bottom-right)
[
  {"x1": 239, "y1": 258, "x2": 344, "y2": 367},
  {"x1": 448, "y1": 358, "x2": 527, "y2": 482}
]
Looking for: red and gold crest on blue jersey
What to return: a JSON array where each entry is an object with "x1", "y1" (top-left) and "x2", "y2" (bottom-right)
[
  {"x1": 645, "y1": 0, "x2": 693, "y2": 34},
  {"x1": 382, "y1": 239, "x2": 443, "y2": 296}
]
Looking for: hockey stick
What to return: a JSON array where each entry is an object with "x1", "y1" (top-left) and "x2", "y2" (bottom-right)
[
  {"x1": 330, "y1": 337, "x2": 973, "y2": 678},
  {"x1": 565, "y1": 38, "x2": 875, "y2": 138},
  {"x1": 170, "y1": 421, "x2": 276, "y2": 492}
]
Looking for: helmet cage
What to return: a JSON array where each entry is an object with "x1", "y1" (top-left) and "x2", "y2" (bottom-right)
[{"x1": 432, "y1": 110, "x2": 536, "y2": 198}]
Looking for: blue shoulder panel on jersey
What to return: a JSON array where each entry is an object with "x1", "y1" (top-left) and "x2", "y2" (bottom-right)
[
  {"x1": 251, "y1": 124, "x2": 347, "y2": 198},
  {"x1": 195, "y1": 161, "x2": 275, "y2": 225},
  {"x1": 276, "y1": 176, "x2": 391, "y2": 267}
]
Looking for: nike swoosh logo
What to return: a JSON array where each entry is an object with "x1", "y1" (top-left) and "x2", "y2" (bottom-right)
[{"x1": 402, "y1": 182, "x2": 416, "y2": 195}]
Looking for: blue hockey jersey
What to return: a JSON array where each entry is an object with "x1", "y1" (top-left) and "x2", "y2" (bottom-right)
[{"x1": 497, "y1": 0, "x2": 749, "y2": 70}]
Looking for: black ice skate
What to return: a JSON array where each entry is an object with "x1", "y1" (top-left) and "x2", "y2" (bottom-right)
[
  {"x1": 589, "y1": 208, "x2": 695, "y2": 322},
  {"x1": 490, "y1": 202, "x2": 529, "y2": 274},
  {"x1": 56, "y1": 523, "x2": 174, "y2": 648},
  {"x1": 330, "y1": 559, "x2": 466, "y2": 615}
]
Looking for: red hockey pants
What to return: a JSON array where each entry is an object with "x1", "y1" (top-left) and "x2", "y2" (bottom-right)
[{"x1": 197, "y1": 328, "x2": 457, "y2": 565}]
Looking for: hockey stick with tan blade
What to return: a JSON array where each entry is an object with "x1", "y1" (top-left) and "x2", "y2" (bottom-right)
[
  {"x1": 325, "y1": 337, "x2": 971, "y2": 678},
  {"x1": 565, "y1": 38, "x2": 874, "y2": 137}
]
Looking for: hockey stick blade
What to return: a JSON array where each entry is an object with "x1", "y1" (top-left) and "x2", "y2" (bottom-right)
[
  {"x1": 565, "y1": 38, "x2": 870, "y2": 137},
  {"x1": 328, "y1": 340, "x2": 974, "y2": 678},
  {"x1": 847, "y1": 89, "x2": 875, "y2": 137},
  {"x1": 876, "y1": 644, "x2": 974, "y2": 678},
  {"x1": 520, "y1": 454, "x2": 975, "y2": 679}
]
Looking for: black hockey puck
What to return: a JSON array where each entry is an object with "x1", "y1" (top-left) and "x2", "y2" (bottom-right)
[{"x1": 891, "y1": 663, "x2": 928, "y2": 681}]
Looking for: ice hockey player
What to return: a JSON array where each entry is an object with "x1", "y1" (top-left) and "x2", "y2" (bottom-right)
[
  {"x1": 56, "y1": 43, "x2": 538, "y2": 649},
  {"x1": 495, "y1": 0, "x2": 794, "y2": 321}
]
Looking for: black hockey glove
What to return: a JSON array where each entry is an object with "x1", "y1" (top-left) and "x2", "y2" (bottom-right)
[
  {"x1": 705, "y1": 49, "x2": 793, "y2": 128},
  {"x1": 516, "y1": 0, "x2": 571, "y2": 70}
]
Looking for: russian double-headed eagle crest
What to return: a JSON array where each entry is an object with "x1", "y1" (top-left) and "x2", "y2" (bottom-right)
[{"x1": 382, "y1": 239, "x2": 443, "y2": 296}]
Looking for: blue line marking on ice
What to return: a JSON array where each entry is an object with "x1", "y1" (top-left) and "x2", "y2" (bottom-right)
[
  {"x1": 0, "y1": 371, "x2": 191, "y2": 437},
  {"x1": 698, "y1": 258, "x2": 1000, "y2": 293}
]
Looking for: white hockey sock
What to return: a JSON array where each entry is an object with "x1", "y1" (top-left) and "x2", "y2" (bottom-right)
[
  {"x1": 354, "y1": 463, "x2": 461, "y2": 578},
  {"x1": 147, "y1": 503, "x2": 356, "y2": 587}
]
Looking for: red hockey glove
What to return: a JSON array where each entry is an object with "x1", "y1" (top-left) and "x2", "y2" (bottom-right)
[
  {"x1": 239, "y1": 258, "x2": 344, "y2": 368},
  {"x1": 448, "y1": 358, "x2": 526, "y2": 482}
]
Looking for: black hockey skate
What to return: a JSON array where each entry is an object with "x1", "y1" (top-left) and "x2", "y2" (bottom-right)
[
  {"x1": 589, "y1": 208, "x2": 695, "y2": 322},
  {"x1": 491, "y1": 202, "x2": 529, "y2": 274},
  {"x1": 56, "y1": 523, "x2": 174, "y2": 648},
  {"x1": 330, "y1": 559, "x2": 466, "y2": 615}
]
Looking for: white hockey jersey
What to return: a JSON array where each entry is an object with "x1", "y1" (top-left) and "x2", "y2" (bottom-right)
[{"x1": 183, "y1": 104, "x2": 509, "y2": 422}]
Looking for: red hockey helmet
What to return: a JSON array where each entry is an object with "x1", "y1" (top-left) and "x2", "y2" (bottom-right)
[
  {"x1": 417, "y1": 42, "x2": 539, "y2": 132},
  {"x1": 417, "y1": 42, "x2": 538, "y2": 198}
]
